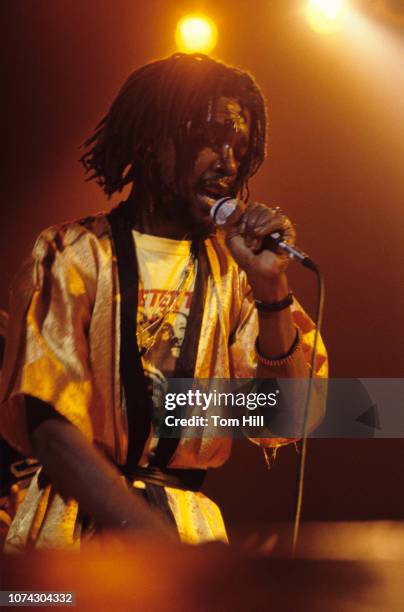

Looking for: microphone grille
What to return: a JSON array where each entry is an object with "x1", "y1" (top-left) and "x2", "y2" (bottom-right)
[{"x1": 210, "y1": 197, "x2": 238, "y2": 225}]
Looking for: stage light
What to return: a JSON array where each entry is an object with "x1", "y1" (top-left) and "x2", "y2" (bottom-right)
[
  {"x1": 306, "y1": 0, "x2": 346, "y2": 33},
  {"x1": 175, "y1": 15, "x2": 218, "y2": 54}
]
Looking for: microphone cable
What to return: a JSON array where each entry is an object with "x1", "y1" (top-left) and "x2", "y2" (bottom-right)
[{"x1": 292, "y1": 263, "x2": 325, "y2": 556}]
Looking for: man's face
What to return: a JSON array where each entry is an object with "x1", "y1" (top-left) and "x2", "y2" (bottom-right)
[
  {"x1": 171, "y1": 313, "x2": 187, "y2": 345},
  {"x1": 159, "y1": 96, "x2": 251, "y2": 235}
]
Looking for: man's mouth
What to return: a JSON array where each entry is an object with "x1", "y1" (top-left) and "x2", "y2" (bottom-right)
[
  {"x1": 195, "y1": 182, "x2": 234, "y2": 215},
  {"x1": 198, "y1": 180, "x2": 233, "y2": 199},
  {"x1": 195, "y1": 192, "x2": 216, "y2": 216}
]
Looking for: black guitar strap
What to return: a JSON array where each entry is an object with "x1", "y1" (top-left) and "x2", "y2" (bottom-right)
[
  {"x1": 108, "y1": 202, "x2": 152, "y2": 473},
  {"x1": 107, "y1": 202, "x2": 208, "y2": 473},
  {"x1": 150, "y1": 238, "x2": 209, "y2": 468}
]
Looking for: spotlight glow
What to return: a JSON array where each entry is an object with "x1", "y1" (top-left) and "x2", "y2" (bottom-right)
[
  {"x1": 306, "y1": 0, "x2": 346, "y2": 33},
  {"x1": 175, "y1": 15, "x2": 218, "y2": 54}
]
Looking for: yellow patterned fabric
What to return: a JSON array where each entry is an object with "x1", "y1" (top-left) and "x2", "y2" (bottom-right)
[
  {"x1": 0, "y1": 214, "x2": 327, "y2": 551},
  {"x1": 165, "y1": 487, "x2": 228, "y2": 544}
]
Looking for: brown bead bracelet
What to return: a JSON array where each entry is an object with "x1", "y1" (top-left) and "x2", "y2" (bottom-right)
[{"x1": 255, "y1": 327, "x2": 301, "y2": 367}]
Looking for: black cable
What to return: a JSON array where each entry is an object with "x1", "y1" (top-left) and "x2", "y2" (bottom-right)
[{"x1": 292, "y1": 264, "x2": 325, "y2": 555}]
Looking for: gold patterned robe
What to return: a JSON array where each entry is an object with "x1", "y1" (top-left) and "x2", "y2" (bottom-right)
[{"x1": 0, "y1": 213, "x2": 328, "y2": 551}]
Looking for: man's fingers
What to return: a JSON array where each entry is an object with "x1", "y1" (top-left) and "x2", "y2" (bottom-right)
[
  {"x1": 242, "y1": 206, "x2": 269, "y2": 234},
  {"x1": 240, "y1": 204, "x2": 296, "y2": 247},
  {"x1": 224, "y1": 202, "x2": 296, "y2": 277}
]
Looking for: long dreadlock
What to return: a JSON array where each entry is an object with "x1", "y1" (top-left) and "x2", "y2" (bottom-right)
[{"x1": 80, "y1": 53, "x2": 267, "y2": 209}]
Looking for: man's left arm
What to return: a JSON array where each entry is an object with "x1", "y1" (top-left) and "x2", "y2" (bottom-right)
[{"x1": 225, "y1": 203, "x2": 328, "y2": 442}]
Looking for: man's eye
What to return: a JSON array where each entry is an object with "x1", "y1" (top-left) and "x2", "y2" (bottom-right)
[
  {"x1": 208, "y1": 136, "x2": 224, "y2": 151},
  {"x1": 191, "y1": 130, "x2": 214, "y2": 148}
]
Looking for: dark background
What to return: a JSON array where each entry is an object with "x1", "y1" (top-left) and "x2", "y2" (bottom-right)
[{"x1": 1, "y1": 1, "x2": 404, "y2": 530}]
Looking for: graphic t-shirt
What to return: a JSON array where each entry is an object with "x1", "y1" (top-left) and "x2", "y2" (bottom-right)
[{"x1": 133, "y1": 231, "x2": 197, "y2": 462}]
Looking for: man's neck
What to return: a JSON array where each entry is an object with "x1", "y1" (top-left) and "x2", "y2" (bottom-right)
[
  {"x1": 136, "y1": 216, "x2": 189, "y2": 240},
  {"x1": 129, "y1": 192, "x2": 189, "y2": 240}
]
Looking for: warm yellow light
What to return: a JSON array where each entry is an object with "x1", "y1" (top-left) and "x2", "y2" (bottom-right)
[
  {"x1": 175, "y1": 15, "x2": 218, "y2": 54},
  {"x1": 306, "y1": 0, "x2": 346, "y2": 33}
]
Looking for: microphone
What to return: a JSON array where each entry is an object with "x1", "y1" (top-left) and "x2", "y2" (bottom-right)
[{"x1": 210, "y1": 197, "x2": 318, "y2": 272}]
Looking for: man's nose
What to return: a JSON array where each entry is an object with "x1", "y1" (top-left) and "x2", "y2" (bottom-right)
[{"x1": 218, "y1": 144, "x2": 238, "y2": 176}]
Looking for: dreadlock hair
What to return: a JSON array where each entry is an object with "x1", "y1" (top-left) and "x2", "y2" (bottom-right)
[{"x1": 80, "y1": 53, "x2": 267, "y2": 208}]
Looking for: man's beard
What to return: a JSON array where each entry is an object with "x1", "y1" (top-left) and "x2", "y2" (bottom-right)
[{"x1": 158, "y1": 190, "x2": 214, "y2": 241}]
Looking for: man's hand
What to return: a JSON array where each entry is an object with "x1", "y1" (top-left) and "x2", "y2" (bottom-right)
[{"x1": 224, "y1": 202, "x2": 296, "y2": 300}]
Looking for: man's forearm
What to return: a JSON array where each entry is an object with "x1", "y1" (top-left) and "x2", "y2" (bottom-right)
[
  {"x1": 250, "y1": 274, "x2": 325, "y2": 437},
  {"x1": 30, "y1": 414, "x2": 174, "y2": 539},
  {"x1": 250, "y1": 272, "x2": 310, "y2": 379}
]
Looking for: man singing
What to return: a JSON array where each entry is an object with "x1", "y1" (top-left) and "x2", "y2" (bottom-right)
[{"x1": 0, "y1": 53, "x2": 327, "y2": 551}]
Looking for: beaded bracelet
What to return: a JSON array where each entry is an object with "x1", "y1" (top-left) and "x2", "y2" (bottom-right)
[
  {"x1": 255, "y1": 291, "x2": 293, "y2": 313},
  {"x1": 255, "y1": 327, "x2": 301, "y2": 367}
]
